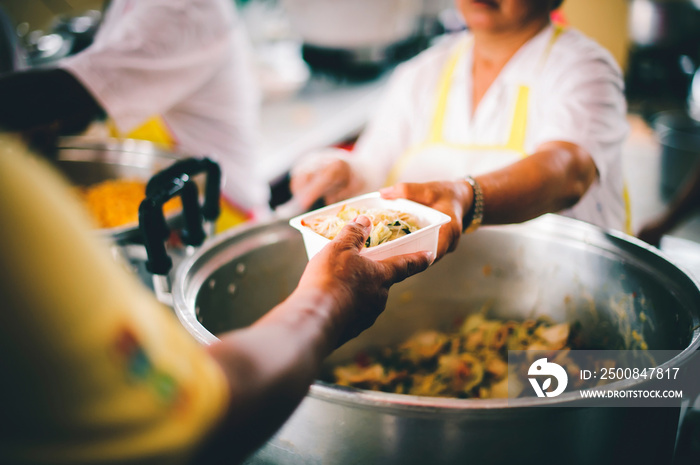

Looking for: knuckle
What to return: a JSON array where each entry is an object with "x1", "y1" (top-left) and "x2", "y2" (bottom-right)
[
  {"x1": 405, "y1": 259, "x2": 420, "y2": 277},
  {"x1": 391, "y1": 257, "x2": 413, "y2": 282}
]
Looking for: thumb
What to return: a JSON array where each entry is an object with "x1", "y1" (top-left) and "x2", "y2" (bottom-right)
[
  {"x1": 380, "y1": 250, "x2": 433, "y2": 284},
  {"x1": 378, "y1": 184, "x2": 402, "y2": 200},
  {"x1": 332, "y1": 215, "x2": 372, "y2": 251},
  {"x1": 380, "y1": 183, "x2": 424, "y2": 203}
]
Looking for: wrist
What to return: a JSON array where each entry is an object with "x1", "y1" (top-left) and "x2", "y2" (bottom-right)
[
  {"x1": 463, "y1": 176, "x2": 484, "y2": 233},
  {"x1": 284, "y1": 285, "x2": 348, "y2": 349}
]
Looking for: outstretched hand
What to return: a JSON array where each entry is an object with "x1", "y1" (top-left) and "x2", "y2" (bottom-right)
[
  {"x1": 380, "y1": 180, "x2": 472, "y2": 261},
  {"x1": 295, "y1": 215, "x2": 433, "y2": 346}
]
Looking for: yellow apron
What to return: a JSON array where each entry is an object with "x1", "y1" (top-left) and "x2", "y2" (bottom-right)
[
  {"x1": 385, "y1": 27, "x2": 632, "y2": 233},
  {"x1": 108, "y1": 116, "x2": 249, "y2": 232}
]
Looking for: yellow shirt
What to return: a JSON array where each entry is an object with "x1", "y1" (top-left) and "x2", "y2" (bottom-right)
[{"x1": 0, "y1": 136, "x2": 228, "y2": 464}]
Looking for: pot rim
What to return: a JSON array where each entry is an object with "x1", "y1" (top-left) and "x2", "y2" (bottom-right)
[{"x1": 172, "y1": 215, "x2": 700, "y2": 410}]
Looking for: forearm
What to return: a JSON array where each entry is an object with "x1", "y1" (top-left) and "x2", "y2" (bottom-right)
[
  {"x1": 0, "y1": 68, "x2": 101, "y2": 132},
  {"x1": 199, "y1": 288, "x2": 343, "y2": 462},
  {"x1": 473, "y1": 142, "x2": 597, "y2": 225}
]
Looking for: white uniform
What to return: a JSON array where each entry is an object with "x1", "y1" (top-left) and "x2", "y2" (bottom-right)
[
  {"x1": 61, "y1": 0, "x2": 269, "y2": 214},
  {"x1": 349, "y1": 24, "x2": 629, "y2": 231}
]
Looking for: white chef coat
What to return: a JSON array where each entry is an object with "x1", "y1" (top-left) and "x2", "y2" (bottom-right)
[
  {"x1": 60, "y1": 0, "x2": 269, "y2": 213},
  {"x1": 349, "y1": 24, "x2": 629, "y2": 232}
]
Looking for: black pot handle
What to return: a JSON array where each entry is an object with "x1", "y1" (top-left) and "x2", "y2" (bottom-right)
[
  {"x1": 146, "y1": 157, "x2": 221, "y2": 221},
  {"x1": 139, "y1": 157, "x2": 221, "y2": 276}
]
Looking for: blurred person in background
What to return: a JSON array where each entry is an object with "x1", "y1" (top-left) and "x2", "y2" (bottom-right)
[
  {"x1": 291, "y1": 0, "x2": 630, "y2": 235},
  {"x1": 0, "y1": 0, "x2": 268, "y2": 227},
  {"x1": 0, "y1": 135, "x2": 432, "y2": 464}
]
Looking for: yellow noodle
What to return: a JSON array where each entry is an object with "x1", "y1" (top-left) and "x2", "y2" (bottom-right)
[{"x1": 76, "y1": 179, "x2": 182, "y2": 229}]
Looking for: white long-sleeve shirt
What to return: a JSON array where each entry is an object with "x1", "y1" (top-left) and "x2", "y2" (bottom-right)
[{"x1": 61, "y1": 0, "x2": 269, "y2": 212}]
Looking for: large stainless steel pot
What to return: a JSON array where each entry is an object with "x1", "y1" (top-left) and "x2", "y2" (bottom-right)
[{"x1": 171, "y1": 215, "x2": 700, "y2": 465}]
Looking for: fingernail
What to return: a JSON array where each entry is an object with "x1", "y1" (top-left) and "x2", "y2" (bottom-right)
[
  {"x1": 425, "y1": 251, "x2": 435, "y2": 264},
  {"x1": 355, "y1": 215, "x2": 371, "y2": 229}
]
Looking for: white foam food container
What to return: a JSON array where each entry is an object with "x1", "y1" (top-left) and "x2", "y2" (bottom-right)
[{"x1": 289, "y1": 192, "x2": 451, "y2": 261}]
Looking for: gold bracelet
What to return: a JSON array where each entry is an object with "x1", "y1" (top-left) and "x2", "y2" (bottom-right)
[{"x1": 464, "y1": 176, "x2": 484, "y2": 233}]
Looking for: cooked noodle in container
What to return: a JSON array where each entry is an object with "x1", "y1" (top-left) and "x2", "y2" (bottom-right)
[{"x1": 289, "y1": 192, "x2": 451, "y2": 261}]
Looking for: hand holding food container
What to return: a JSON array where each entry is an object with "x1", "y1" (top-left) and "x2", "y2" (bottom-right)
[
  {"x1": 380, "y1": 180, "x2": 476, "y2": 260},
  {"x1": 293, "y1": 214, "x2": 433, "y2": 346},
  {"x1": 290, "y1": 192, "x2": 451, "y2": 262}
]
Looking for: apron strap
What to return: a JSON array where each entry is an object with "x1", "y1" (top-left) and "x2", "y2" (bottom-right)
[
  {"x1": 623, "y1": 183, "x2": 633, "y2": 235},
  {"x1": 427, "y1": 37, "x2": 472, "y2": 144},
  {"x1": 538, "y1": 24, "x2": 566, "y2": 72},
  {"x1": 504, "y1": 85, "x2": 530, "y2": 158},
  {"x1": 505, "y1": 25, "x2": 566, "y2": 158}
]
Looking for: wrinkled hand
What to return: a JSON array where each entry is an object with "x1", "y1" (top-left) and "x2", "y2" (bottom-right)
[
  {"x1": 295, "y1": 216, "x2": 432, "y2": 346},
  {"x1": 380, "y1": 180, "x2": 472, "y2": 260},
  {"x1": 290, "y1": 153, "x2": 364, "y2": 210}
]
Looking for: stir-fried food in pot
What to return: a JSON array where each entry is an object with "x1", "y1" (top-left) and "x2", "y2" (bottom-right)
[
  {"x1": 75, "y1": 179, "x2": 182, "y2": 229},
  {"x1": 332, "y1": 313, "x2": 575, "y2": 399},
  {"x1": 303, "y1": 205, "x2": 421, "y2": 247}
]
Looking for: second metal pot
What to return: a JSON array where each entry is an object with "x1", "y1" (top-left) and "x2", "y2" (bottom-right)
[{"x1": 55, "y1": 137, "x2": 184, "y2": 243}]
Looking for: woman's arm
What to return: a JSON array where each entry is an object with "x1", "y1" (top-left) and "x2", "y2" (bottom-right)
[
  {"x1": 476, "y1": 140, "x2": 597, "y2": 224},
  {"x1": 381, "y1": 140, "x2": 597, "y2": 259}
]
